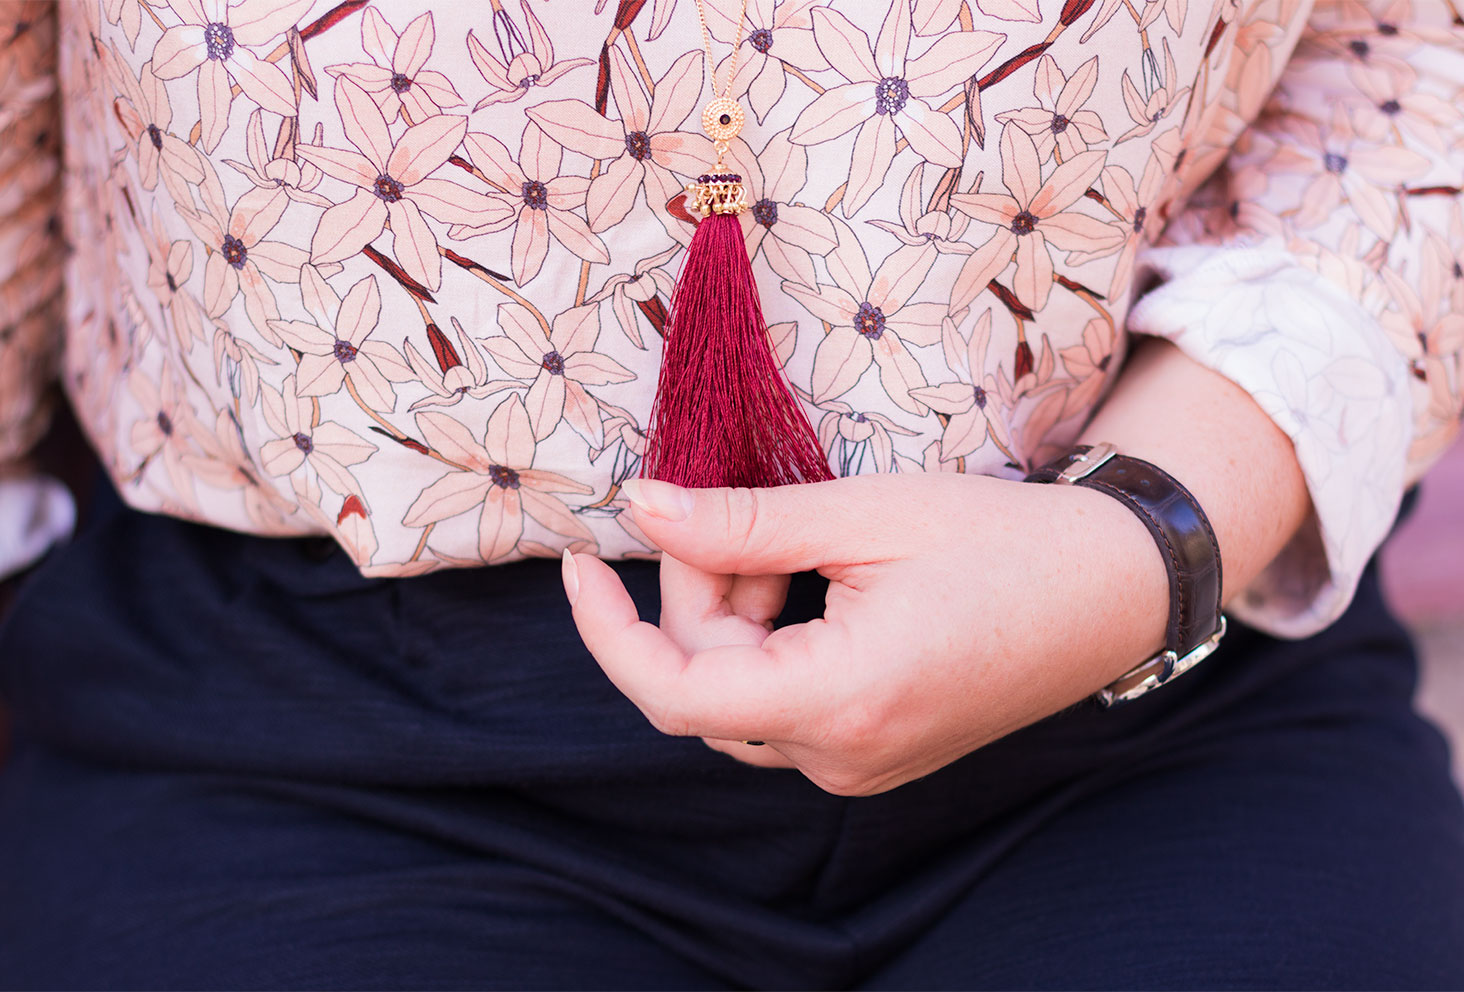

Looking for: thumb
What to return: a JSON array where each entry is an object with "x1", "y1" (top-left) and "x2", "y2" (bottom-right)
[{"x1": 620, "y1": 476, "x2": 900, "y2": 574}]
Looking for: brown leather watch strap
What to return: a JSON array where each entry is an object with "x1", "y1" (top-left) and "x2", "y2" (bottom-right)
[{"x1": 1026, "y1": 444, "x2": 1224, "y2": 666}]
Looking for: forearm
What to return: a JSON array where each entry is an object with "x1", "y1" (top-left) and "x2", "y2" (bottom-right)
[{"x1": 1069, "y1": 334, "x2": 1312, "y2": 662}]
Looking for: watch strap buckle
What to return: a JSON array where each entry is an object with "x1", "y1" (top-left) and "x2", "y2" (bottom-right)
[{"x1": 1096, "y1": 615, "x2": 1229, "y2": 708}]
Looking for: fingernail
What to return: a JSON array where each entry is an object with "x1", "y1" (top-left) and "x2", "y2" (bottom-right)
[
  {"x1": 621, "y1": 478, "x2": 693, "y2": 522},
  {"x1": 561, "y1": 548, "x2": 579, "y2": 606}
]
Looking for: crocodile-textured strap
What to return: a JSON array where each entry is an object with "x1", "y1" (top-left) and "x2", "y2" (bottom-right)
[{"x1": 1026, "y1": 445, "x2": 1223, "y2": 662}]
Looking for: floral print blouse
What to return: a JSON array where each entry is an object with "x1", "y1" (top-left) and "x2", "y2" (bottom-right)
[{"x1": 1, "y1": 0, "x2": 1461, "y2": 636}]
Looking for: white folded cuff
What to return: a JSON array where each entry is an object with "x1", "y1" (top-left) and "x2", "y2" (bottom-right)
[
  {"x1": 1126, "y1": 245, "x2": 1413, "y2": 638},
  {"x1": 0, "y1": 473, "x2": 75, "y2": 581}
]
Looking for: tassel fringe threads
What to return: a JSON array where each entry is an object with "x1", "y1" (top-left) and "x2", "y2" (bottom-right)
[{"x1": 641, "y1": 172, "x2": 834, "y2": 490}]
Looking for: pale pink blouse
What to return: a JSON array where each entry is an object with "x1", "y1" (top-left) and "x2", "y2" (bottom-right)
[{"x1": 1, "y1": 0, "x2": 1461, "y2": 636}]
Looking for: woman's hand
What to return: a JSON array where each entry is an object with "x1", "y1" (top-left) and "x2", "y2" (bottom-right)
[{"x1": 562, "y1": 471, "x2": 1170, "y2": 796}]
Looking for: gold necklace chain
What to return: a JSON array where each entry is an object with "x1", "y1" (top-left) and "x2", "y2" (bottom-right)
[
  {"x1": 688, "y1": 0, "x2": 751, "y2": 211},
  {"x1": 693, "y1": 0, "x2": 750, "y2": 101}
]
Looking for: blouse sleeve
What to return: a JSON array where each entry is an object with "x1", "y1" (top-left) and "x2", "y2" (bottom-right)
[
  {"x1": 1124, "y1": 0, "x2": 1464, "y2": 637},
  {"x1": 0, "y1": 0, "x2": 71, "y2": 579}
]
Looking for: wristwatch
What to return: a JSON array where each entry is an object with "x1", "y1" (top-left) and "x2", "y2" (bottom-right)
[{"x1": 1025, "y1": 443, "x2": 1227, "y2": 707}]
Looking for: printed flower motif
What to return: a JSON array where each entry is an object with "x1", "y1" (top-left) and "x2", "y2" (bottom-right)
[
  {"x1": 176, "y1": 176, "x2": 307, "y2": 340},
  {"x1": 104, "y1": 0, "x2": 143, "y2": 49},
  {"x1": 1437, "y1": 206, "x2": 1464, "y2": 314},
  {"x1": 141, "y1": 206, "x2": 204, "y2": 348},
  {"x1": 457, "y1": 123, "x2": 609, "y2": 286},
  {"x1": 1056, "y1": 315, "x2": 1117, "y2": 416},
  {"x1": 892, "y1": 438, "x2": 961, "y2": 474},
  {"x1": 268, "y1": 268, "x2": 414, "y2": 413},
  {"x1": 1116, "y1": 40, "x2": 1191, "y2": 143},
  {"x1": 528, "y1": 48, "x2": 712, "y2": 235},
  {"x1": 587, "y1": 245, "x2": 680, "y2": 349},
  {"x1": 223, "y1": 109, "x2": 332, "y2": 208},
  {"x1": 909, "y1": 311, "x2": 1014, "y2": 461},
  {"x1": 816, "y1": 399, "x2": 917, "y2": 474},
  {"x1": 949, "y1": 124, "x2": 1120, "y2": 312},
  {"x1": 297, "y1": 77, "x2": 497, "y2": 292},
  {"x1": 593, "y1": 0, "x2": 677, "y2": 41},
  {"x1": 1079, "y1": 150, "x2": 1171, "y2": 301},
  {"x1": 260, "y1": 373, "x2": 379, "y2": 497},
  {"x1": 480, "y1": 303, "x2": 635, "y2": 445},
  {"x1": 213, "y1": 323, "x2": 275, "y2": 406},
  {"x1": 995, "y1": 55, "x2": 1107, "y2": 163},
  {"x1": 403, "y1": 317, "x2": 515, "y2": 411},
  {"x1": 911, "y1": 0, "x2": 963, "y2": 34},
  {"x1": 784, "y1": 233, "x2": 947, "y2": 414},
  {"x1": 466, "y1": 2, "x2": 593, "y2": 109},
  {"x1": 1347, "y1": 62, "x2": 1460, "y2": 155},
  {"x1": 729, "y1": 130, "x2": 838, "y2": 288},
  {"x1": 402, "y1": 397, "x2": 595, "y2": 563},
  {"x1": 866, "y1": 162, "x2": 975, "y2": 257},
  {"x1": 587, "y1": 398, "x2": 648, "y2": 479},
  {"x1": 183, "y1": 408, "x2": 295, "y2": 531},
  {"x1": 325, "y1": 8, "x2": 463, "y2": 124},
  {"x1": 150, "y1": 0, "x2": 311, "y2": 151},
  {"x1": 1138, "y1": 0, "x2": 1187, "y2": 34},
  {"x1": 1275, "y1": 108, "x2": 1430, "y2": 240},
  {"x1": 1379, "y1": 249, "x2": 1464, "y2": 379},
  {"x1": 704, "y1": 0, "x2": 830, "y2": 125},
  {"x1": 789, "y1": 0, "x2": 1004, "y2": 213},
  {"x1": 107, "y1": 47, "x2": 205, "y2": 199},
  {"x1": 128, "y1": 364, "x2": 197, "y2": 503}
]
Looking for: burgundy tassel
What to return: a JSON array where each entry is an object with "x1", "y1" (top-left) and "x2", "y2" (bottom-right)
[{"x1": 642, "y1": 190, "x2": 833, "y2": 490}]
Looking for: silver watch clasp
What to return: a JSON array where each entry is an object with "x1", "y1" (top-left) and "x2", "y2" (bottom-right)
[
  {"x1": 1096, "y1": 615, "x2": 1229, "y2": 708},
  {"x1": 1055, "y1": 442, "x2": 1118, "y2": 484}
]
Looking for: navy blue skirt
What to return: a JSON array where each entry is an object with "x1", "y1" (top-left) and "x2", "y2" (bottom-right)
[{"x1": 1, "y1": 480, "x2": 1462, "y2": 990}]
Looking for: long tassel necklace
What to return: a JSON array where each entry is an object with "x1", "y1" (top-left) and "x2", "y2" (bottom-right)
[{"x1": 639, "y1": 0, "x2": 834, "y2": 489}]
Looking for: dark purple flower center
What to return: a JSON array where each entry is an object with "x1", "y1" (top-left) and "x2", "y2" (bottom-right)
[
  {"x1": 1010, "y1": 210, "x2": 1037, "y2": 235},
  {"x1": 541, "y1": 349, "x2": 565, "y2": 375},
  {"x1": 522, "y1": 179, "x2": 549, "y2": 210},
  {"x1": 165, "y1": 271, "x2": 178, "y2": 293},
  {"x1": 156, "y1": 410, "x2": 174, "y2": 436},
  {"x1": 221, "y1": 234, "x2": 248, "y2": 269},
  {"x1": 1349, "y1": 39, "x2": 1370, "y2": 58},
  {"x1": 850, "y1": 411, "x2": 868, "y2": 423},
  {"x1": 1455, "y1": 261, "x2": 1463, "y2": 279},
  {"x1": 204, "y1": 21, "x2": 235, "y2": 61},
  {"x1": 1380, "y1": 98, "x2": 1402, "y2": 115},
  {"x1": 854, "y1": 301, "x2": 886, "y2": 340},
  {"x1": 1324, "y1": 151, "x2": 1348, "y2": 173},
  {"x1": 750, "y1": 27, "x2": 773, "y2": 53},
  {"x1": 972, "y1": 385, "x2": 988, "y2": 409},
  {"x1": 624, "y1": 130, "x2": 652, "y2": 161},
  {"x1": 1098, "y1": 353, "x2": 1112, "y2": 371},
  {"x1": 145, "y1": 123, "x2": 163, "y2": 150},
  {"x1": 874, "y1": 76, "x2": 909, "y2": 116},
  {"x1": 752, "y1": 198, "x2": 778, "y2": 228},
  {"x1": 390, "y1": 72, "x2": 412, "y2": 93},
  {"x1": 333, "y1": 339, "x2": 358, "y2": 363},
  {"x1": 488, "y1": 464, "x2": 521, "y2": 489},
  {"x1": 293, "y1": 431, "x2": 313, "y2": 454},
  {"x1": 1378, "y1": 21, "x2": 1398, "y2": 34},
  {"x1": 1132, "y1": 205, "x2": 1148, "y2": 233},
  {"x1": 518, "y1": 73, "x2": 541, "y2": 89},
  {"x1": 373, "y1": 173, "x2": 405, "y2": 202},
  {"x1": 1050, "y1": 114, "x2": 1070, "y2": 134}
]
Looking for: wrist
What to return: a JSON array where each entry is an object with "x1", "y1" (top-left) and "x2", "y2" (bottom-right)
[{"x1": 1059, "y1": 480, "x2": 1172, "y2": 681}]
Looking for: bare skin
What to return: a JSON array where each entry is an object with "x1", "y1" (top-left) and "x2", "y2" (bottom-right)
[{"x1": 563, "y1": 337, "x2": 1311, "y2": 796}]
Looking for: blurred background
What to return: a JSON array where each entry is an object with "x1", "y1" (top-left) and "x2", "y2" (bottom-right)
[
  {"x1": 2, "y1": 414, "x2": 1462, "y2": 785},
  {"x1": 1381, "y1": 438, "x2": 1464, "y2": 790}
]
